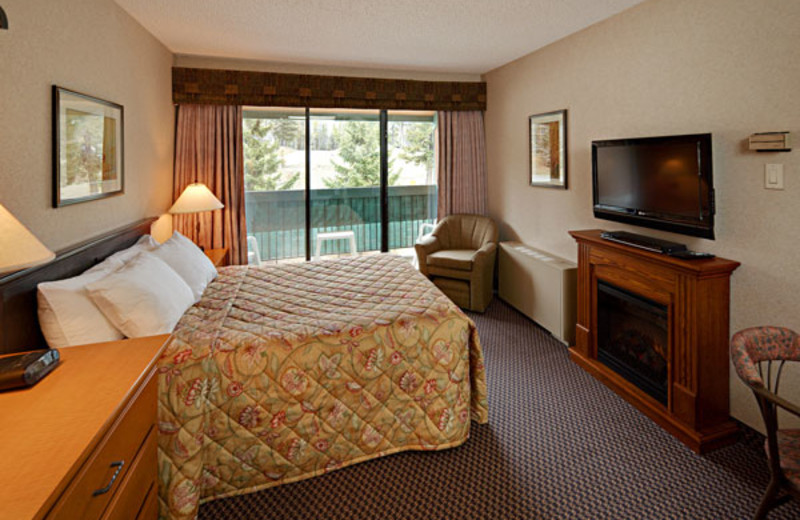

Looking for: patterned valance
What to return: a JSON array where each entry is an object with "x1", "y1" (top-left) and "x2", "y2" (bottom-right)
[{"x1": 172, "y1": 67, "x2": 486, "y2": 111}]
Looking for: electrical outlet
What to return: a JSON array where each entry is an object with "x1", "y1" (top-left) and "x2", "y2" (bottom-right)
[{"x1": 765, "y1": 164, "x2": 784, "y2": 190}]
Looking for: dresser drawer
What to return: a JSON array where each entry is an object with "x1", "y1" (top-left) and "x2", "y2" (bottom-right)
[
  {"x1": 136, "y1": 480, "x2": 159, "y2": 520},
  {"x1": 48, "y1": 370, "x2": 158, "y2": 519},
  {"x1": 102, "y1": 427, "x2": 158, "y2": 520}
]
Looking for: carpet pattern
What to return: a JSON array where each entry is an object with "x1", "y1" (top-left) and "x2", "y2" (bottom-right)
[{"x1": 198, "y1": 299, "x2": 800, "y2": 519}]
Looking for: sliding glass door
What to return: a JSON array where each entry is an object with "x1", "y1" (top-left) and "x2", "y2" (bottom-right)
[
  {"x1": 310, "y1": 109, "x2": 382, "y2": 259},
  {"x1": 244, "y1": 108, "x2": 436, "y2": 264},
  {"x1": 243, "y1": 107, "x2": 306, "y2": 263},
  {"x1": 387, "y1": 111, "x2": 437, "y2": 256}
]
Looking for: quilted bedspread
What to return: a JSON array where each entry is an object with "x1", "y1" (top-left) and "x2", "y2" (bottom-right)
[{"x1": 157, "y1": 254, "x2": 488, "y2": 519}]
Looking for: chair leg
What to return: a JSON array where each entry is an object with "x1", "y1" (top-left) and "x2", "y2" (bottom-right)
[{"x1": 754, "y1": 477, "x2": 782, "y2": 520}]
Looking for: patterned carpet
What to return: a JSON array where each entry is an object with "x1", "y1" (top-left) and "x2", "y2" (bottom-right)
[{"x1": 199, "y1": 299, "x2": 800, "y2": 519}]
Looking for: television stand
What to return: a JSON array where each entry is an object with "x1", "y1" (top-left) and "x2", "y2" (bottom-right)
[
  {"x1": 570, "y1": 229, "x2": 740, "y2": 453},
  {"x1": 600, "y1": 230, "x2": 687, "y2": 254}
]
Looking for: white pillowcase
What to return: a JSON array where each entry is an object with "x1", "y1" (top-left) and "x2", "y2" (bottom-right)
[
  {"x1": 86, "y1": 252, "x2": 195, "y2": 338},
  {"x1": 105, "y1": 235, "x2": 158, "y2": 266},
  {"x1": 37, "y1": 262, "x2": 125, "y2": 348},
  {"x1": 150, "y1": 231, "x2": 217, "y2": 301}
]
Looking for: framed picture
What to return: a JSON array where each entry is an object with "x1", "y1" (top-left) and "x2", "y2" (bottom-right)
[
  {"x1": 529, "y1": 109, "x2": 567, "y2": 189},
  {"x1": 53, "y1": 86, "x2": 124, "y2": 207}
]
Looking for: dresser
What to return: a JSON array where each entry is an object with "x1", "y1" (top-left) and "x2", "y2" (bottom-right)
[{"x1": 0, "y1": 335, "x2": 169, "y2": 519}]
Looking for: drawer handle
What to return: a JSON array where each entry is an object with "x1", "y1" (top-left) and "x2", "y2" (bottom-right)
[{"x1": 92, "y1": 460, "x2": 125, "y2": 496}]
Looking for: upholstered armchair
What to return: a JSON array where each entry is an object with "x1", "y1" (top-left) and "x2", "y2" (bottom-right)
[
  {"x1": 415, "y1": 214, "x2": 498, "y2": 312},
  {"x1": 731, "y1": 327, "x2": 800, "y2": 519}
]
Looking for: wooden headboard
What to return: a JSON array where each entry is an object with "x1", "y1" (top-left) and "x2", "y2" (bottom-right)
[{"x1": 0, "y1": 218, "x2": 156, "y2": 355}]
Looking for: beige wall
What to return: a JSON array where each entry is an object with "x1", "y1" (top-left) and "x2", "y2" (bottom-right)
[
  {"x1": 0, "y1": 0, "x2": 174, "y2": 252},
  {"x1": 484, "y1": 0, "x2": 800, "y2": 431},
  {"x1": 174, "y1": 54, "x2": 482, "y2": 82}
]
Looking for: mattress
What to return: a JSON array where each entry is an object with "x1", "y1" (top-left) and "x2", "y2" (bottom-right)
[{"x1": 156, "y1": 255, "x2": 488, "y2": 519}]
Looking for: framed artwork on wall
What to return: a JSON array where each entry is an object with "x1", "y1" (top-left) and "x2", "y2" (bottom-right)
[
  {"x1": 53, "y1": 86, "x2": 124, "y2": 207},
  {"x1": 529, "y1": 109, "x2": 567, "y2": 189}
]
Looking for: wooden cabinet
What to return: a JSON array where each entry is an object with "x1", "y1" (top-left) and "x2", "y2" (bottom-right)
[
  {"x1": 0, "y1": 335, "x2": 168, "y2": 519},
  {"x1": 204, "y1": 247, "x2": 229, "y2": 267},
  {"x1": 569, "y1": 230, "x2": 740, "y2": 453}
]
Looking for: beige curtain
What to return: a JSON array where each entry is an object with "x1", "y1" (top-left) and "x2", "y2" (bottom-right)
[
  {"x1": 173, "y1": 105, "x2": 248, "y2": 264},
  {"x1": 437, "y1": 111, "x2": 488, "y2": 217}
]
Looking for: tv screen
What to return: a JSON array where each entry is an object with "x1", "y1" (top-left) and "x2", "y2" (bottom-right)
[{"x1": 592, "y1": 133, "x2": 715, "y2": 239}]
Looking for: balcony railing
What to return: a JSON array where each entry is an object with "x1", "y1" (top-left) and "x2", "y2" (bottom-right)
[{"x1": 245, "y1": 185, "x2": 437, "y2": 262}]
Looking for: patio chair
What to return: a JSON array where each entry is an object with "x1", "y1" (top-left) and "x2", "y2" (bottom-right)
[
  {"x1": 730, "y1": 326, "x2": 800, "y2": 519},
  {"x1": 247, "y1": 235, "x2": 262, "y2": 265}
]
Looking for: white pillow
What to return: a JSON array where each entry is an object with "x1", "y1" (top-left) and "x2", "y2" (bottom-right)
[
  {"x1": 105, "y1": 235, "x2": 157, "y2": 265},
  {"x1": 37, "y1": 263, "x2": 124, "y2": 348},
  {"x1": 150, "y1": 231, "x2": 217, "y2": 301},
  {"x1": 86, "y1": 252, "x2": 194, "y2": 338}
]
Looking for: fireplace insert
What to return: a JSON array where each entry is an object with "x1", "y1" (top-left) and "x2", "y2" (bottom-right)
[{"x1": 597, "y1": 281, "x2": 668, "y2": 405}]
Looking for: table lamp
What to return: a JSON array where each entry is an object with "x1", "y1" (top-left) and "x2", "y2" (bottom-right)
[
  {"x1": 168, "y1": 182, "x2": 224, "y2": 249},
  {"x1": 0, "y1": 204, "x2": 55, "y2": 275}
]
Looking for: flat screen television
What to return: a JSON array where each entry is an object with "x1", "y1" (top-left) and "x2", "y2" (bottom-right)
[{"x1": 592, "y1": 133, "x2": 715, "y2": 239}]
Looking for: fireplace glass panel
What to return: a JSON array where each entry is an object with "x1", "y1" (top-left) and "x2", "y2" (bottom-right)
[{"x1": 597, "y1": 281, "x2": 668, "y2": 405}]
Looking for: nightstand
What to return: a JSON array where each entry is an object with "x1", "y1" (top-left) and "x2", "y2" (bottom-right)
[
  {"x1": 0, "y1": 335, "x2": 169, "y2": 519},
  {"x1": 205, "y1": 247, "x2": 229, "y2": 267}
]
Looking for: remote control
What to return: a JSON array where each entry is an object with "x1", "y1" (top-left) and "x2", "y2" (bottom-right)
[{"x1": 668, "y1": 250, "x2": 715, "y2": 260}]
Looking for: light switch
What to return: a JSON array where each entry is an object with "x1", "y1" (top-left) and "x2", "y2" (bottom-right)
[{"x1": 765, "y1": 163, "x2": 784, "y2": 190}]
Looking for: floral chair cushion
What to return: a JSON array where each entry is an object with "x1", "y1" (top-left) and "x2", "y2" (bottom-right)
[
  {"x1": 777, "y1": 430, "x2": 800, "y2": 475},
  {"x1": 730, "y1": 326, "x2": 800, "y2": 388},
  {"x1": 787, "y1": 469, "x2": 800, "y2": 488}
]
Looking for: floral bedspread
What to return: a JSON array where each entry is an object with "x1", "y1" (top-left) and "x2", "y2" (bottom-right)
[{"x1": 156, "y1": 254, "x2": 488, "y2": 519}]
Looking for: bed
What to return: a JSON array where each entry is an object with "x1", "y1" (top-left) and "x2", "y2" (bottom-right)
[
  {"x1": 158, "y1": 254, "x2": 488, "y2": 518},
  {"x1": 0, "y1": 220, "x2": 488, "y2": 520}
]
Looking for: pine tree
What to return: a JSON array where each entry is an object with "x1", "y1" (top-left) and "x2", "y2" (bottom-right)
[
  {"x1": 325, "y1": 121, "x2": 397, "y2": 188},
  {"x1": 398, "y1": 122, "x2": 435, "y2": 184},
  {"x1": 273, "y1": 118, "x2": 303, "y2": 149},
  {"x1": 244, "y1": 119, "x2": 299, "y2": 191}
]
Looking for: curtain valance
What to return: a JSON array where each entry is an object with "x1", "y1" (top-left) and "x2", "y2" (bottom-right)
[{"x1": 173, "y1": 67, "x2": 486, "y2": 111}]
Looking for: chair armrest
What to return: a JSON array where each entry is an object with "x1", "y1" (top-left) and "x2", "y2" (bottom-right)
[
  {"x1": 753, "y1": 385, "x2": 800, "y2": 418},
  {"x1": 472, "y1": 242, "x2": 497, "y2": 266},
  {"x1": 415, "y1": 235, "x2": 442, "y2": 256},
  {"x1": 415, "y1": 235, "x2": 442, "y2": 277}
]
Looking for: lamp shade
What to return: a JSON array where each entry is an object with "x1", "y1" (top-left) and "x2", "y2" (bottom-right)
[
  {"x1": 168, "y1": 183, "x2": 224, "y2": 214},
  {"x1": 0, "y1": 204, "x2": 55, "y2": 275}
]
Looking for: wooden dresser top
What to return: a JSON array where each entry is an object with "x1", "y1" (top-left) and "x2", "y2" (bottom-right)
[{"x1": 0, "y1": 335, "x2": 168, "y2": 520}]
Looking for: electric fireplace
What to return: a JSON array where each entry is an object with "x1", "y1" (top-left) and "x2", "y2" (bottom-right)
[
  {"x1": 569, "y1": 230, "x2": 741, "y2": 453},
  {"x1": 597, "y1": 281, "x2": 668, "y2": 405}
]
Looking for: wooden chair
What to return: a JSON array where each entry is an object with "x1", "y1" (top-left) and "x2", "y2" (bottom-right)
[{"x1": 731, "y1": 326, "x2": 800, "y2": 519}]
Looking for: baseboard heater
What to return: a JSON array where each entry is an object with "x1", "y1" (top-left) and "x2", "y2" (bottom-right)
[{"x1": 498, "y1": 242, "x2": 577, "y2": 345}]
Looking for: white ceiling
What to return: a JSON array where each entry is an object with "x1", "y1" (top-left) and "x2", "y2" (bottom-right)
[{"x1": 114, "y1": 0, "x2": 647, "y2": 75}]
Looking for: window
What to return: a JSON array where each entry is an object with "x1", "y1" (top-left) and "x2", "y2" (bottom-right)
[
  {"x1": 243, "y1": 108, "x2": 306, "y2": 263},
  {"x1": 243, "y1": 108, "x2": 437, "y2": 264}
]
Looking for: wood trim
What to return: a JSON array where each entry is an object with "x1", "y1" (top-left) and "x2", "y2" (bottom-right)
[
  {"x1": 172, "y1": 67, "x2": 487, "y2": 111},
  {"x1": 568, "y1": 229, "x2": 740, "y2": 275},
  {"x1": 570, "y1": 348, "x2": 738, "y2": 453}
]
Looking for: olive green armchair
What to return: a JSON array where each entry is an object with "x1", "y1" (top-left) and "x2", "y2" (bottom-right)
[{"x1": 415, "y1": 214, "x2": 498, "y2": 312}]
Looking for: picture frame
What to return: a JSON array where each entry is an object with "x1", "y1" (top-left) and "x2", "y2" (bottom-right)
[
  {"x1": 53, "y1": 86, "x2": 124, "y2": 207},
  {"x1": 529, "y1": 109, "x2": 567, "y2": 189}
]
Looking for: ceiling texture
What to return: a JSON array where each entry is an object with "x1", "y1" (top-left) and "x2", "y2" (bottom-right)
[{"x1": 114, "y1": 0, "x2": 647, "y2": 75}]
